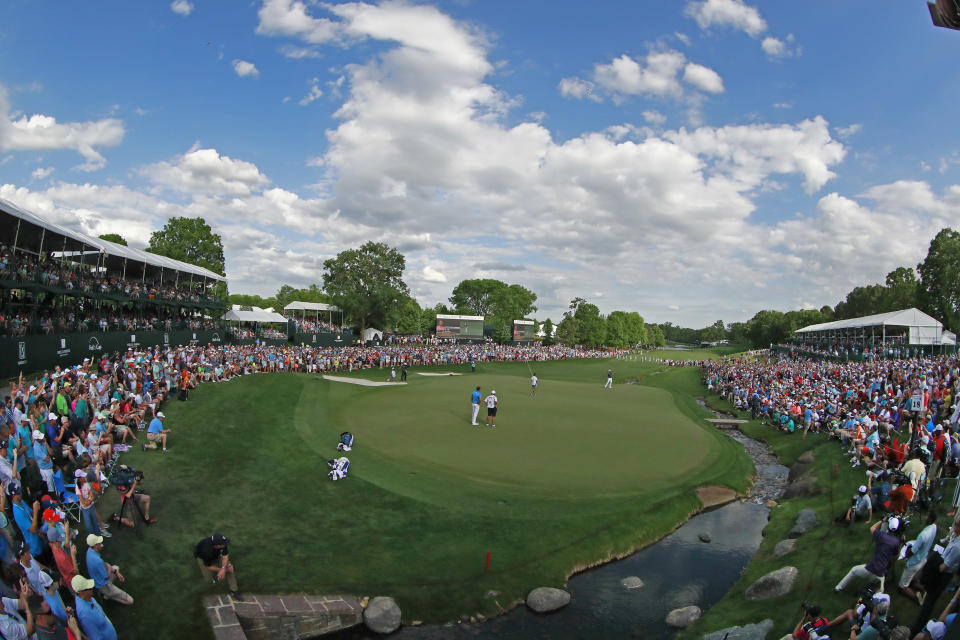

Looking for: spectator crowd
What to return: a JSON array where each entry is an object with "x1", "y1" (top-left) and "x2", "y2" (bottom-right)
[
  {"x1": 0, "y1": 339, "x2": 614, "y2": 637},
  {"x1": 705, "y1": 351, "x2": 960, "y2": 638}
]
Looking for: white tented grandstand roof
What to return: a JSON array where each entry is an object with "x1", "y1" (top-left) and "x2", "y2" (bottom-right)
[
  {"x1": 223, "y1": 307, "x2": 288, "y2": 323},
  {"x1": 0, "y1": 196, "x2": 226, "y2": 282},
  {"x1": 796, "y1": 308, "x2": 954, "y2": 345},
  {"x1": 283, "y1": 301, "x2": 340, "y2": 312}
]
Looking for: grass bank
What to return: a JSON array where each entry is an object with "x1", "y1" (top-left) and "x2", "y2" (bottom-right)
[
  {"x1": 87, "y1": 353, "x2": 750, "y2": 639},
  {"x1": 681, "y1": 389, "x2": 942, "y2": 639}
]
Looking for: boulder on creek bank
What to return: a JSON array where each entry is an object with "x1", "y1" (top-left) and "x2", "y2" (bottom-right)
[
  {"x1": 773, "y1": 539, "x2": 796, "y2": 557},
  {"x1": 363, "y1": 597, "x2": 402, "y2": 635},
  {"x1": 745, "y1": 566, "x2": 798, "y2": 601},
  {"x1": 788, "y1": 509, "x2": 819, "y2": 537},
  {"x1": 526, "y1": 587, "x2": 571, "y2": 613},
  {"x1": 701, "y1": 618, "x2": 775, "y2": 640}
]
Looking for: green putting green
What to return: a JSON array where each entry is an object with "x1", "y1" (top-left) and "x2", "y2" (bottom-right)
[
  {"x1": 96, "y1": 356, "x2": 751, "y2": 639},
  {"x1": 340, "y1": 375, "x2": 712, "y2": 498}
]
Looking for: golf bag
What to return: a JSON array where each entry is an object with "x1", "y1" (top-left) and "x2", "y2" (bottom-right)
[
  {"x1": 336, "y1": 431, "x2": 354, "y2": 452},
  {"x1": 327, "y1": 457, "x2": 350, "y2": 481}
]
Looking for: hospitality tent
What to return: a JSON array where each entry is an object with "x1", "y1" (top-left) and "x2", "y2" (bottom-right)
[
  {"x1": 223, "y1": 307, "x2": 289, "y2": 323},
  {"x1": 283, "y1": 301, "x2": 343, "y2": 327},
  {"x1": 795, "y1": 308, "x2": 956, "y2": 347}
]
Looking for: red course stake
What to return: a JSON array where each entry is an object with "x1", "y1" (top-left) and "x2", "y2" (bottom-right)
[{"x1": 485, "y1": 551, "x2": 491, "y2": 573}]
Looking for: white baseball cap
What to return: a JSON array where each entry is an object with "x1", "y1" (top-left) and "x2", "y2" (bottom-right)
[
  {"x1": 888, "y1": 517, "x2": 901, "y2": 532},
  {"x1": 490, "y1": 390, "x2": 496, "y2": 395}
]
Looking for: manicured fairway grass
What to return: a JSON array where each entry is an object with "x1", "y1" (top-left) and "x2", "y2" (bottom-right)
[{"x1": 94, "y1": 355, "x2": 750, "y2": 639}]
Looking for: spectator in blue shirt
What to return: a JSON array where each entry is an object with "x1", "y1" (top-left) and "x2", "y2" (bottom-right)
[
  {"x1": 143, "y1": 411, "x2": 169, "y2": 453},
  {"x1": 9, "y1": 483, "x2": 46, "y2": 562},
  {"x1": 85, "y1": 535, "x2": 133, "y2": 605},
  {"x1": 72, "y1": 575, "x2": 116, "y2": 640}
]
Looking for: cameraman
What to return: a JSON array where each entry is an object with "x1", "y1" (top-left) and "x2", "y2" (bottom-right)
[
  {"x1": 793, "y1": 604, "x2": 829, "y2": 640},
  {"x1": 835, "y1": 517, "x2": 902, "y2": 592},
  {"x1": 848, "y1": 597, "x2": 891, "y2": 640},
  {"x1": 828, "y1": 591, "x2": 890, "y2": 639},
  {"x1": 111, "y1": 474, "x2": 156, "y2": 528}
]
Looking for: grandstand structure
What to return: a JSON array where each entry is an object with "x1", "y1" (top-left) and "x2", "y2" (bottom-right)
[
  {"x1": 0, "y1": 197, "x2": 228, "y2": 377},
  {"x1": 793, "y1": 308, "x2": 957, "y2": 355}
]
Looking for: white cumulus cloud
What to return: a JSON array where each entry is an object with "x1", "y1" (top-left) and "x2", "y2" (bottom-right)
[
  {"x1": 422, "y1": 265, "x2": 447, "y2": 283},
  {"x1": 170, "y1": 0, "x2": 193, "y2": 16},
  {"x1": 139, "y1": 147, "x2": 270, "y2": 196},
  {"x1": 0, "y1": 87, "x2": 124, "y2": 170},
  {"x1": 31, "y1": 167, "x2": 53, "y2": 180},
  {"x1": 232, "y1": 60, "x2": 260, "y2": 78},
  {"x1": 685, "y1": 0, "x2": 767, "y2": 37},
  {"x1": 562, "y1": 49, "x2": 724, "y2": 105},
  {"x1": 683, "y1": 62, "x2": 724, "y2": 93}
]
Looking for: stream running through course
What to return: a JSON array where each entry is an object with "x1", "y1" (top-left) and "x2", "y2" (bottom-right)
[{"x1": 340, "y1": 399, "x2": 789, "y2": 639}]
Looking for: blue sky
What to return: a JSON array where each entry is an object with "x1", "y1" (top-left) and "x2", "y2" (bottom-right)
[{"x1": 1, "y1": 0, "x2": 959, "y2": 327}]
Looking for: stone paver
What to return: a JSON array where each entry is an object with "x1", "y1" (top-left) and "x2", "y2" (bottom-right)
[{"x1": 205, "y1": 593, "x2": 365, "y2": 640}]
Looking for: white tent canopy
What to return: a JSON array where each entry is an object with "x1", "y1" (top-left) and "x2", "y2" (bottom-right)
[
  {"x1": 795, "y1": 308, "x2": 954, "y2": 346},
  {"x1": 0, "y1": 196, "x2": 226, "y2": 282},
  {"x1": 223, "y1": 307, "x2": 288, "y2": 323},
  {"x1": 284, "y1": 301, "x2": 339, "y2": 312}
]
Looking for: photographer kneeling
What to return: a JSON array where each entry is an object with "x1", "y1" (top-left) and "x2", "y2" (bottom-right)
[
  {"x1": 108, "y1": 466, "x2": 156, "y2": 528},
  {"x1": 828, "y1": 590, "x2": 895, "y2": 640}
]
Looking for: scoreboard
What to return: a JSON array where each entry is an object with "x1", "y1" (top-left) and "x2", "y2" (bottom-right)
[
  {"x1": 435, "y1": 314, "x2": 484, "y2": 339},
  {"x1": 513, "y1": 319, "x2": 535, "y2": 342}
]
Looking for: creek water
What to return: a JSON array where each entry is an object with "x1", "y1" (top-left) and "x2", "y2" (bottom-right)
[{"x1": 339, "y1": 400, "x2": 788, "y2": 640}]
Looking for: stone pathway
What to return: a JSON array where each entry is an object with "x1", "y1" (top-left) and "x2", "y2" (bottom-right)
[{"x1": 204, "y1": 593, "x2": 363, "y2": 640}]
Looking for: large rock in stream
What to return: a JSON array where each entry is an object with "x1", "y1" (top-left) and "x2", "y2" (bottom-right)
[
  {"x1": 525, "y1": 587, "x2": 571, "y2": 613},
  {"x1": 666, "y1": 605, "x2": 702, "y2": 628}
]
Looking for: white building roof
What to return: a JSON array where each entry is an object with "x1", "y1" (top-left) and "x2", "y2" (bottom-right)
[
  {"x1": 283, "y1": 301, "x2": 340, "y2": 312},
  {"x1": 795, "y1": 308, "x2": 943, "y2": 333}
]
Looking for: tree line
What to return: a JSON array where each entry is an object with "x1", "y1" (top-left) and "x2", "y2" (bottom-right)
[{"x1": 134, "y1": 216, "x2": 960, "y2": 350}]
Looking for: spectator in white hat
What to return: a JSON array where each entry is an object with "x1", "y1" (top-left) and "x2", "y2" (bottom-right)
[
  {"x1": 143, "y1": 411, "x2": 169, "y2": 452},
  {"x1": 85, "y1": 534, "x2": 133, "y2": 605}
]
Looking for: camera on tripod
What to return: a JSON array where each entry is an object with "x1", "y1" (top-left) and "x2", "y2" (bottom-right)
[{"x1": 110, "y1": 465, "x2": 144, "y2": 491}]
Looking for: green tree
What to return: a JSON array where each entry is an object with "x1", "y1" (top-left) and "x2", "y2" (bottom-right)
[
  {"x1": 322, "y1": 242, "x2": 410, "y2": 339},
  {"x1": 884, "y1": 266, "x2": 919, "y2": 310},
  {"x1": 449, "y1": 279, "x2": 506, "y2": 316},
  {"x1": 275, "y1": 284, "x2": 330, "y2": 310},
  {"x1": 147, "y1": 217, "x2": 225, "y2": 274},
  {"x1": 605, "y1": 311, "x2": 631, "y2": 348},
  {"x1": 392, "y1": 297, "x2": 427, "y2": 335},
  {"x1": 574, "y1": 302, "x2": 606, "y2": 347},
  {"x1": 228, "y1": 293, "x2": 278, "y2": 309},
  {"x1": 917, "y1": 227, "x2": 960, "y2": 332},
  {"x1": 646, "y1": 324, "x2": 665, "y2": 347},
  {"x1": 147, "y1": 216, "x2": 226, "y2": 299},
  {"x1": 449, "y1": 279, "x2": 538, "y2": 328},
  {"x1": 700, "y1": 319, "x2": 727, "y2": 343},
  {"x1": 541, "y1": 318, "x2": 554, "y2": 345},
  {"x1": 98, "y1": 233, "x2": 127, "y2": 246}
]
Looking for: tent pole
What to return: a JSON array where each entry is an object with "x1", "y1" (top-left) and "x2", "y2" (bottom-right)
[
  {"x1": 122, "y1": 257, "x2": 127, "y2": 282},
  {"x1": 38, "y1": 228, "x2": 45, "y2": 258},
  {"x1": 11, "y1": 219, "x2": 21, "y2": 255}
]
